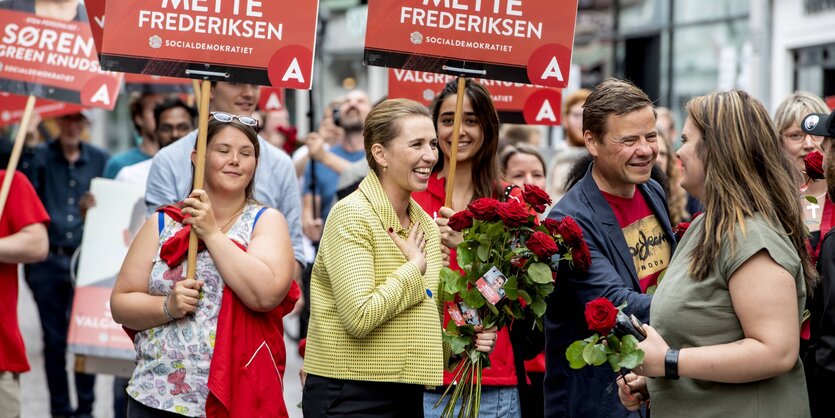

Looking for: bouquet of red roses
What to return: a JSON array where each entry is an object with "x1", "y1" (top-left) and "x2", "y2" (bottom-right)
[{"x1": 436, "y1": 185, "x2": 590, "y2": 418}]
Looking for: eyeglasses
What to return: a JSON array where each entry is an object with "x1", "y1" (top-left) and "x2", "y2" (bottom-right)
[
  {"x1": 783, "y1": 131, "x2": 823, "y2": 143},
  {"x1": 210, "y1": 111, "x2": 259, "y2": 129}
]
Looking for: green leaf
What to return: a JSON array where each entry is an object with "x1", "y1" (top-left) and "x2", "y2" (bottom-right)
[
  {"x1": 805, "y1": 195, "x2": 819, "y2": 205},
  {"x1": 445, "y1": 319, "x2": 460, "y2": 336},
  {"x1": 461, "y1": 288, "x2": 485, "y2": 309},
  {"x1": 503, "y1": 275, "x2": 518, "y2": 299},
  {"x1": 485, "y1": 302, "x2": 499, "y2": 315},
  {"x1": 607, "y1": 354, "x2": 621, "y2": 371},
  {"x1": 486, "y1": 222, "x2": 505, "y2": 237},
  {"x1": 441, "y1": 268, "x2": 464, "y2": 295},
  {"x1": 477, "y1": 245, "x2": 489, "y2": 262},
  {"x1": 605, "y1": 335, "x2": 621, "y2": 352},
  {"x1": 443, "y1": 333, "x2": 471, "y2": 355},
  {"x1": 619, "y1": 350, "x2": 645, "y2": 370},
  {"x1": 566, "y1": 340, "x2": 587, "y2": 369},
  {"x1": 536, "y1": 282, "x2": 555, "y2": 297},
  {"x1": 457, "y1": 246, "x2": 474, "y2": 270},
  {"x1": 621, "y1": 335, "x2": 639, "y2": 353},
  {"x1": 477, "y1": 233, "x2": 490, "y2": 245},
  {"x1": 528, "y1": 262, "x2": 552, "y2": 284},
  {"x1": 517, "y1": 289, "x2": 533, "y2": 304},
  {"x1": 583, "y1": 342, "x2": 607, "y2": 366},
  {"x1": 530, "y1": 298, "x2": 547, "y2": 317}
]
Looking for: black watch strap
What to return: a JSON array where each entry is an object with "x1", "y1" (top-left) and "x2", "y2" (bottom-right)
[{"x1": 665, "y1": 348, "x2": 680, "y2": 380}]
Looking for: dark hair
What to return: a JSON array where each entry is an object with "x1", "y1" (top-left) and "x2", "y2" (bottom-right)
[
  {"x1": 129, "y1": 93, "x2": 160, "y2": 134},
  {"x1": 583, "y1": 78, "x2": 655, "y2": 141},
  {"x1": 363, "y1": 99, "x2": 432, "y2": 175},
  {"x1": 197, "y1": 119, "x2": 260, "y2": 200},
  {"x1": 154, "y1": 97, "x2": 197, "y2": 131},
  {"x1": 430, "y1": 79, "x2": 501, "y2": 200},
  {"x1": 563, "y1": 153, "x2": 670, "y2": 199}
]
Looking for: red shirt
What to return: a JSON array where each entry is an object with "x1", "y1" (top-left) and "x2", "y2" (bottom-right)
[
  {"x1": 412, "y1": 173, "x2": 517, "y2": 386},
  {"x1": 601, "y1": 188, "x2": 672, "y2": 292},
  {"x1": 0, "y1": 171, "x2": 50, "y2": 373}
]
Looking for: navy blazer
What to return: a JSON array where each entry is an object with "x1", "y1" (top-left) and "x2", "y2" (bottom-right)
[{"x1": 543, "y1": 164, "x2": 676, "y2": 418}]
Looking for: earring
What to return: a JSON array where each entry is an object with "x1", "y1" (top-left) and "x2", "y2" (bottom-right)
[{"x1": 383, "y1": 165, "x2": 388, "y2": 171}]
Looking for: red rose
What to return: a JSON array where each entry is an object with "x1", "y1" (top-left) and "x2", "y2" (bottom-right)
[
  {"x1": 468, "y1": 198, "x2": 501, "y2": 221},
  {"x1": 497, "y1": 201, "x2": 531, "y2": 228},
  {"x1": 522, "y1": 184, "x2": 552, "y2": 213},
  {"x1": 805, "y1": 151, "x2": 825, "y2": 180},
  {"x1": 542, "y1": 218, "x2": 560, "y2": 236},
  {"x1": 528, "y1": 231, "x2": 559, "y2": 259},
  {"x1": 558, "y1": 217, "x2": 584, "y2": 247},
  {"x1": 572, "y1": 242, "x2": 591, "y2": 272},
  {"x1": 674, "y1": 221, "x2": 691, "y2": 241},
  {"x1": 585, "y1": 297, "x2": 618, "y2": 335},
  {"x1": 448, "y1": 210, "x2": 474, "y2": 232}
]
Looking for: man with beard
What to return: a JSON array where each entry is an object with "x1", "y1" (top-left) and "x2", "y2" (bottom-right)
[
  {"x1": 301, "y1": 90, "x2": 371, "y2": 243},
  {"x1": 546, "y1": 89, "x2": 591, "y2": 203}
]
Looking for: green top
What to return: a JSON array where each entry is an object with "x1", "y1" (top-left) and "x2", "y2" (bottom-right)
[
  {"x1": 647, "y1": 214, "x2": 810, "y2": 418},
  {"x1": 304, "y1": 171, "x2": 445, "y2": 386}
]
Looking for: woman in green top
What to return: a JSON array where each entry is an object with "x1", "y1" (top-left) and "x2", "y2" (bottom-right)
[{"x1": 617, "y1": 90, "x2": 815, "y2": 418}]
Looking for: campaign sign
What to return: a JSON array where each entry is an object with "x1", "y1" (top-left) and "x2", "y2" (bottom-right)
[
  {"x1": 99, "y1": 0, "x2": 319, "y2": 89},
  {"x1": 0, "y1": 9, "x2": 123, "y2": 108},
  {"x1": 0, "y1": 91, "x2": 83, "y2": 127},
  {"x1": 85, "y1": 0, "x2": 196, "y2": 89},
  {"x1": 258, "y1": 86, "x2": 285, "y2": 111},
  {"x1": 388, "y1": 69, "x2": 562, "y2": 125},
  {"x1": 68, "y1": 178, "x2": 145, "y2": 361},
  {"x1": 365, "y1": 0, "x2": 579, "y2": 87}
]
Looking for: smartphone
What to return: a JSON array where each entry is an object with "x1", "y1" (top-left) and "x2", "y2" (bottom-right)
[{"x1": 613, "y1": 312, "x2": 647, "y2": 342}]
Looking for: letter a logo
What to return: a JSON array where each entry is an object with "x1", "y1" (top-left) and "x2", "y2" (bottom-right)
[
  {"x1": 282, "y1": 58, "x2": 305, "y2": 83},
  {"x1": 89, "y1": 84, "x2": 111, "y2": 106},
  {"x1": 265, "y1": 93, "x2": 282, "y2": 110},
  {"x1": 535, "y1": 99, "x2": 557, "y2": 122},
  {"x1": 540, "y1": 57, "x2": 564, "y2": 82}
]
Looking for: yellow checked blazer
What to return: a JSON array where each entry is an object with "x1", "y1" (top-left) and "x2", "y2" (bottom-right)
[{"x1": 303, "y1": 171, "x2": 444, "y2": 386}]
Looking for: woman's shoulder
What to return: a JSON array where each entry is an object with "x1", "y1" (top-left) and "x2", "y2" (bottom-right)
[{"x1": 719, "y1": 214, "x2": 801, "y2": 278}]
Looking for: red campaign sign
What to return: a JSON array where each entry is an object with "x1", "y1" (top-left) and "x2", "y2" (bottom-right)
[
  {"x1": 99, "y1": 0, "x2": 319, "y2": 89},
  {"x1": 85, "y1": 0, "x2": 193, "y2": 88},
  {"x1": 0, "y1": 92, "x2": 84, "y2": 127},
  {"x1": 67, "y1": 285, "x2": 135, "y2": 360},
  {"x1": 388, "y1": 69, "x2": 562, "y2": 125},
  {"x1": 0, "y1": 9, "x2": 123, "y2": 109},
  {"x1": 258, "y1": 87, "x2": 285, "y2": 111},
  {"x1": 365, "y1": 0, "x2": 579, "y2": 88}
]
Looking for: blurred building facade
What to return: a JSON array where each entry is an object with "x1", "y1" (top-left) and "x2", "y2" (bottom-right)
[{"x1": 310, "y1": 0, "x2": 835, "y2": 134}]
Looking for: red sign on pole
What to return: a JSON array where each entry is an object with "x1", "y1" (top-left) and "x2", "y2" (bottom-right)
[
  {"x1": 0, "y1": 92, "x2": 83, "y2": 127},
  {"x1": 0, "y1": 8, "x2": 123, "y2": 109},
  {"x1": 258, "y1": 87, "x2": 286, "y2": 111},
  {"x1": 99, "y1": 0, "x2": 319, "y2": 89},
  {"x1": 388, "y1": 69, "x2": 562, "y2": 125},
  {"x1": 365, "y1": 0, "x2": 579, "y2": 87}
]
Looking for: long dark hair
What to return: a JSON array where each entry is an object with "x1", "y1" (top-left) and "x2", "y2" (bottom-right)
[{"x1": 430, "y1": 79, "x2": 501, "y2": 200}]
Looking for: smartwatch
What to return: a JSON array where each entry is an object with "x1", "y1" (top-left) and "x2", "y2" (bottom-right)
[{"x1": 665, "y1": 348, "x2": 680, "y2": 380}]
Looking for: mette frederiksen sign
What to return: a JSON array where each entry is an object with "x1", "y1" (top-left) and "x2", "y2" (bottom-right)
[
  {"x1": 99, "y1": 0, "x2": 319, "y2": 89},
  {"x1": 365, "y1": 0, "x2": 579, "y2": 87}
]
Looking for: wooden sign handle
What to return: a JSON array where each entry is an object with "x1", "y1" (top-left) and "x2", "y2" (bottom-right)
[
  {"x1": 444, "y1": 77, "x2": 467, "y2": 208},
  {"x1": 0, "y1": 95, "x2": 37, "y2": 217},
  {"x1": 186, "y1": 80, "x2": 212, "y2": 281}
]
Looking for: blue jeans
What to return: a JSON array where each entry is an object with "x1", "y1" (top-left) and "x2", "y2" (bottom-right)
[
  {"x1": 26, "y1": 252, "x2": 96, "y2": 416},
  {"x1": 424, "y1": 386, "x2": 521, "y2": 418}
]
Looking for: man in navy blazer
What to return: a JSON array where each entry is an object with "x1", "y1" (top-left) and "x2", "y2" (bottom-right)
[{"x1": 544, "y1": 79, "x2": 676, "y2": 418}]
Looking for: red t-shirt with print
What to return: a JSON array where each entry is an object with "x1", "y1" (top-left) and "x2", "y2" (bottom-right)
[
  {"x1": 0, "y1": 171, "x2": 50, "y2": 373},
  {"x1": 601, "y1": 187, "x2": 671, "y2": 293}
]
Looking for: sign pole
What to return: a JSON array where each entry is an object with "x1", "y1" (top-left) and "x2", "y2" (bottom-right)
[
  {"x1": 186, "y1": 80, "x2": 211, "y2": 281},
  {"x1": 0, "y1": 95, "x2": 37, "y2": 217},
  {"x1": 191, "y1": 80, "x2": 202, "y2": 110},
  {"x1": 444, "y1": 77, "x2": 467, "y2": 208}
]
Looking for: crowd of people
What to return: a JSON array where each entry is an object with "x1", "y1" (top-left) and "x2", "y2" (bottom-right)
[{"x1": 1, "y1": 73, "x2": 835, "y2": 418}]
